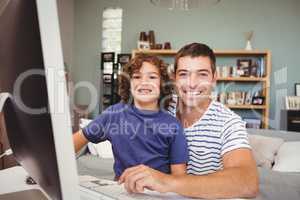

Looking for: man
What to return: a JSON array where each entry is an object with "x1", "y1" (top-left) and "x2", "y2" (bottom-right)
[{"x1": 118, "y1": 43, "x2": 259, "y2": 199}]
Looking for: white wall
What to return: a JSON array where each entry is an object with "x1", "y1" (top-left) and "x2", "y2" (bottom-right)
[{"x1": 57, "y1": 0, "x2": 74, "y2": 70}]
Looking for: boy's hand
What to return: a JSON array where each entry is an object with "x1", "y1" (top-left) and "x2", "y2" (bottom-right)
[{"x1": 118, "y1": 164, "x2": 171, "y2": 194}]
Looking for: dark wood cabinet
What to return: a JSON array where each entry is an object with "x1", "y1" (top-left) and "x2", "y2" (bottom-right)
[
  {"x1": 0, "y1": 112, "x2": 18, "y2": 169},
  {"x1": 281, "y1": 110, "x2": 300, "y2": 132}
]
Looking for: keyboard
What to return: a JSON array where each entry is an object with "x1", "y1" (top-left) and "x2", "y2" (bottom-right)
[{"x1": 79, "y1": 175, "x2": 191, "y2": 200}]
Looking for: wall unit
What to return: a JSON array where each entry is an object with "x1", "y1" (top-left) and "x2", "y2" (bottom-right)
[
  {"x1": 99, "y1": 53, "x2": 131, "y2": 112},
  {"x1": 281, "y1": 110, "x2": 300, "y2": 132},
  {"x1": 132, "y1": 49, "x2": 271, "y2": 129}
]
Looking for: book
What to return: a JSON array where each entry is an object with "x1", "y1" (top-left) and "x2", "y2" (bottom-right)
[{"x1": 244, "y1": 118, "x2": 261, "y2": 129}]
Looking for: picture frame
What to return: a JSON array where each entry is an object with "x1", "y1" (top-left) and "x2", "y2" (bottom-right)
[
  {"x1": 117, "y1": 54, "x2": 131, "y2": 64},
  {"x1": 101, "y1": 52, "x2": 115, "y2": 62},
  {"x1": 237, "y1": 59, "x2": 252, "y2": 67},
  {"x1": 250, "y1": 65, "x2": 258, "y2": 77},
  {"x1": 252, "y1": 96, "x2": 265, "y2": 105},
  {"x1": 295, "y1": 83, "x2": 300, "y2": 96},
  {"x1": 237, "y1": 59, "x2": 252, "y2": 77}
]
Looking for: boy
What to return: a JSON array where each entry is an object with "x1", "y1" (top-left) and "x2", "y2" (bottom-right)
[{"x1": 73, "y1": 54, "x2": 188, "y2": 180}]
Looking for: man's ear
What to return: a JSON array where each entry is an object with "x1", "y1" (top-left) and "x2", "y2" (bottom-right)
[
  {"x1": 212, "y1": 71, "x2": 217, "y2": 87},
  {"x1": 169, "y1": 72, "x2": 175, "y2": 81}
]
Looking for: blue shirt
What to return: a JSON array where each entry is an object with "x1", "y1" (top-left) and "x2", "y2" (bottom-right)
[{"x1": 82, "y1": 103, "x2": 188, "y2": 177}]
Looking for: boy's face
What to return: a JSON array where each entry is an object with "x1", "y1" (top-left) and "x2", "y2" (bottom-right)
[
  {"x1": 130, "y1": 62, "x2": 161, "y2": 107},
  {"x1": 175, "y1": 56, "x2": 216, "y2": 109}
]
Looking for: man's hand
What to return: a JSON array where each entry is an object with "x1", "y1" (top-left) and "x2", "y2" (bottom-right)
[{"x1": 118, "y1": 164, "x2": 172, "y2": 194}]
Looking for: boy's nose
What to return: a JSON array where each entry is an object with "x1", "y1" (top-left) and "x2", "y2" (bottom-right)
[{"x1": 141, "y1": 75, "x2": 150, "y2": 83}]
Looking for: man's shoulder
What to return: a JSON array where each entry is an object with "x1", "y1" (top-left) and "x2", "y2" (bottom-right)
[
  {"x1": 209, "y1": 101, "x2": 247, "y2": 136},
  {"x1": 208, "y1": 101, "x2": 242, "y2": 122}
]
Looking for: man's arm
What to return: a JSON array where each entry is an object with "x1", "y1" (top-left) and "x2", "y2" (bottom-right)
[
  {"x1": 171, "y1": 164, "x2": 186, "y2": 175},
  {"x1": 169, "y1": 148, "x2": 259, "y2": 199},
  {"x1": 119, "y1": 163, "x2": 186, "y2": 194},
  {"x1": 119, "y1": 148, "x2": 259, "y2": 199},
  {"x1": 73, "y1": 130, "x2": 89, "y2": 153}
]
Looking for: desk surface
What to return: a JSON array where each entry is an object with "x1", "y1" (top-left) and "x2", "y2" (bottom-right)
[
  {"x1": 0, "y1": 166, "x2": 40, "y2": 194},
  {"x1": 0, "y1": 167, "x2": 248, "y2": 200}
]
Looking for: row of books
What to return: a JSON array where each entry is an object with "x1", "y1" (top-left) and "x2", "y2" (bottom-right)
[
  {"x1": 243, "y1": 118, "x2": 261, "y2": 129},
  {"x1": 285, "y1": 96, "x2": 300, "y2": 110},
  {"x1": 216, "y1": 58, "x2": 265, "y2": 78},
  {"x1": 216, "y1": 91, "x2": 264, "y2": 106}
]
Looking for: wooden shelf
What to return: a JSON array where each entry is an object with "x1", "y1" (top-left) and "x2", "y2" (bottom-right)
[
  {"x1": 132, "y1": 49, "x2": 177, "y2": 55},
  {"x1": 132, "y1": 49, "x2": 271, "y2": 129},
  {"x1": 217, "y1": 77, "x2": 266, "y2": 82},
  {"x1": 225, "y1": 104, "x2": 266, "y2": 109},
  {"x1": 132, "y1": 49, "x2": 270, "y2": 56},
  {"x1": 213, "y1": 49, "x2": 270, "y2": 56}
]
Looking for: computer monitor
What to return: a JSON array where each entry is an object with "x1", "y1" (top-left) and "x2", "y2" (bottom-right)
[{"x1": 0, "y1": 0, "x2": 80, "y2": 199}]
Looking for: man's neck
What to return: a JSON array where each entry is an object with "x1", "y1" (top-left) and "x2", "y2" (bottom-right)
[{"x1": 177, "y1": 99, "x2": 212, "y2": 128}]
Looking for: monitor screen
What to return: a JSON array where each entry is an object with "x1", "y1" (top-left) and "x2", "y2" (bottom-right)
[{"x1": 0, "y1": 0, "x2": 79, "y2": 199}]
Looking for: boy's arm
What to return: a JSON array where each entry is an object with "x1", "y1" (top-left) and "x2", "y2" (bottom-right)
[
  {"x1": 73, "y1": 106, "x2": 113, "y2": 153},
  {"x1": 73, "y1": 130, "x2": 88, "y2": 153}
]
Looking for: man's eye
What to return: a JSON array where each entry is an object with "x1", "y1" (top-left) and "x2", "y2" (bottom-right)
[
  {"x1": 199, "y1": 73, "x2": 208, "y2": 76},
  {"x1": 178, "y1": 73, "x2": 188, "y2": 77}
]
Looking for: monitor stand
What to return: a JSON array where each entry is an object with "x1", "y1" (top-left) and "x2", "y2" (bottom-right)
[{"x1": 0, "y1": 189, "x2": 48, "y2": 200}]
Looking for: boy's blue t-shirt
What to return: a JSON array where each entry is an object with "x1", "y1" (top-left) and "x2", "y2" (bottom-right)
[{"x1": 82, "y1": 103, "x2": 188, "y2": 177}]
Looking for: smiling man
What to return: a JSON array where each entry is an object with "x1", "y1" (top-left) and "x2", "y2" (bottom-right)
[{"x1": 119, "y1": 43, "x2": 259, "y2": 199}]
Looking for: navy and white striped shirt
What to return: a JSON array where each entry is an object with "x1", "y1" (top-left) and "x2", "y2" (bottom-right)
[{"x1": 168, "y1": 100, "x2": 251, "y2": 175}]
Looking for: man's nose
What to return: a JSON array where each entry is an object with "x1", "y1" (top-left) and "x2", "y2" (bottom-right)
[{"x1": 187, "y1": 74, "x2": 198, "y2": 89}]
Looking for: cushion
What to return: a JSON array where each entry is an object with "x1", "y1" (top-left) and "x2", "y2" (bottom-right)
[
  {"x1": 273, "y1": 142, "x2": 300, "y2": 172},
  {"x1": 248, "y1": 134, "x2": 284, "y2": 169},
  {"x1": 89, "y1": 141, "x2": 114, "y2": 159}
]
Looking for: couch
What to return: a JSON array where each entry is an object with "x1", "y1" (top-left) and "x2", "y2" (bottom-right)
[{"x1": 76, "y1": 128, "x2": 300, "y2": 200}]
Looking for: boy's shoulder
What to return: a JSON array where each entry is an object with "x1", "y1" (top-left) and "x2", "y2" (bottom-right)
[
  {"x1": 159, "y1": 109, "x2": 181, "y2": 124},
  {"x1": 103, "y1": 102, "x2": 129, "y2": 113}
]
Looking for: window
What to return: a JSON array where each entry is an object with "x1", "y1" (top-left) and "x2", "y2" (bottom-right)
[{"x1": 102, "y1": 8, "x2": 123, "y2": 54}]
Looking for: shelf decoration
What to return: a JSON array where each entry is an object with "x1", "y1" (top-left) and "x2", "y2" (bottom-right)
[{"x1": 244, "y1": 30, "x2": 254, "y2": 50}]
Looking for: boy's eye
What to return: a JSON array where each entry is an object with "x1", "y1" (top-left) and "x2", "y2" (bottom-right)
[
  {"x1": 149, "y1": 75, "x2": 158, "y2": 79},
  {"x1": 132, "y1": 74, "x2": 141, "y2": 79}
]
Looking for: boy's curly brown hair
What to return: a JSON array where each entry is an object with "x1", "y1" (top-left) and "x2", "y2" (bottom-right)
[{"x1": 118, "y1": 54, "x2": 173, "y2": 109}]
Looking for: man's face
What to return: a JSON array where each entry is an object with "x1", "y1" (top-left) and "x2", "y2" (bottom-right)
[{"x1": 175, "y1": 56, "x2": 216, "y2": 108}]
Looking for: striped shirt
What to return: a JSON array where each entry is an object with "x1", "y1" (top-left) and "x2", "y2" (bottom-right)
[{"x1": 168, "y1": 99, "x2": 251, "y2": 175}]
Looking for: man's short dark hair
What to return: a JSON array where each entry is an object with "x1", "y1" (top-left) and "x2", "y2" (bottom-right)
[{"x1": 174, "y1": 43, "x2": 216, "y2": 74}]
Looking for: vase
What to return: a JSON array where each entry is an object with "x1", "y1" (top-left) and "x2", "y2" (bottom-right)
[{"x1": 245, "y1": 40, "x2": 252, "y2": 50}]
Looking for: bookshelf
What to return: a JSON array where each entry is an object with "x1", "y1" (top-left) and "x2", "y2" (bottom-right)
[{"x1": 132, "y1": 49, "x2": 271, "y2": 128}]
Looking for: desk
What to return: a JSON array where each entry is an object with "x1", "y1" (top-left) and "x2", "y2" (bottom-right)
[
  {"x1": 0, "y1": 167, "x2": 248, "y2": 200},
  {"x1": 0, "y1": 166, "x2": 40, "y2": 194},
  {"x1": 0, "y1": 166, "x2": 50, "y2": 200}
]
